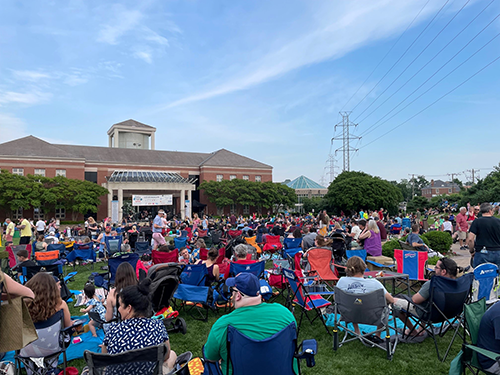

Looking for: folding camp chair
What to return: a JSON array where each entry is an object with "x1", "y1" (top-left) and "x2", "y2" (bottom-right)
[
  {"x1": 333, "y1": 288, "x2": 398, "y2": 360},
  {"x1": 263, "y1": 235, "x2": 283, "y2": 254},
  {"x1": 306, "y1": 248, "x2": 338, "y2": 288},
  {"x1": 228, "y1": 230, "x2": 243, "y2": 239},
  {"x1": 402, "y1": 218, "x2": 411, "y2": 231},
  {"x1": 227, "y1": 261, "x2": 272, "y2": 300},
  {"x1": 346, "y1": 249, "x2": 395, "y2": 271},
  {"x1": 152, "y1": 249, "x2": 179, "y2": 265},
  {"x1": 84, "y1": 343, "x2": 168, "y2": 375},
  {"x1": 108, "y1": 253, "x2": 140, "y2": 286},
  {"x1": 399, "y1": 273, "x2": 474, "y2": 361},
  {"x1": 34, "y1": 250, "x2": 60, "y2": 266},
  {"x1": 66, "y1": 243, "x2": 96, "y2": 271},
  {"x1": 393, "y1": 249, "x2": 429, "y2": 294},
  {"x1": 471, "y1": 263, "x2": 499, "y2": 303},
  {"x1": 223, "y1": 322, "x2": 317, "y2": 375},
  {"x1": 134, "y1": 241, "x2": 151, "y2": 256},
  {"x1": 47, "y1": 243, "x2": 67, "y2": 258},
  {"x1": 174, "y1": 237, "x2": 187, "y2": 249},
  {"x1": 104, "y1": 235, "x2": 123, "y2": 256},
  {"x1": 282, "y1": 268, "x2": 331, "y2": 335},
  {"x1": 16, "y1": 309, "x2": 77, "y2": 375},
  {"x1": 283, "y1": 237, "x2": 302, "y2": 250},
  {"x1": 244, "y1": 236, "x2": 262, "y2": 254},
  {"x1": 21, "y1": 264, "x2": 75, "y2": 301},
  {"x1": 174, "y1": 263, "x2": 212, "y2": 321},
  {"x1": 6, "y1": 244, "x2": 32, "y2": 268}
]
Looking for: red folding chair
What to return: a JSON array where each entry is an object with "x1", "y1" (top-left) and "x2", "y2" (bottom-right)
[
  {"x1": 306, "y1": 248, "x2": 339, "y2": 287},
  {"x1": 152, "y1": 249, "x2": 179, "y2": 264},
  {"x1": 262, "y1": 235, "x2": 283, "y2": 254}
]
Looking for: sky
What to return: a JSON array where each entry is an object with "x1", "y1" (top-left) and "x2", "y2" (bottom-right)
[{"x1": 0, "y1": 0, "x2": 499, "y2": 185}]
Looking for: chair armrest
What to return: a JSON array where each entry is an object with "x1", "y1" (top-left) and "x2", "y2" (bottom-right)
[
  {"x1": 365, "y1": 260, "x2": 395, "y2": 269},
  {"x1": 296, "y1": 339, "x2": 317, "y2": 368},
  {"x1": 464, "y1": 344, "x2": 500, "y2": 362}
]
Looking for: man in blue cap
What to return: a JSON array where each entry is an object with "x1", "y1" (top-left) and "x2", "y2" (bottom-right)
[{"x1": 204, "y1": 272, "x2": 297, "y2": 374}]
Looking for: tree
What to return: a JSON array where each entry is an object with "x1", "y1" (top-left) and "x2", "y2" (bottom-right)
[
  {"x1": 459, "y1": 164, "x2": 500, "y2": 206},
  {"x1": 324, "y1": 171, "x2": 402, "y2": 215},
  {"x1": 390, "y1": 179, "x2": 412, "y2": 202},
  {"x1": 301, "y1": 197, "x2": 324, "y2": 213},
  {"x1": 406, "y1": 196, "x2": 430, "y2": 212},
  {"x1": 408, "y1": 175, "x2": 429, "y2": 197}
]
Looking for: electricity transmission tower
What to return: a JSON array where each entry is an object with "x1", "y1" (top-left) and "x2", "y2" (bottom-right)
[{"x1": 333, "y1": 112, "x2": 360, "y2": 172}]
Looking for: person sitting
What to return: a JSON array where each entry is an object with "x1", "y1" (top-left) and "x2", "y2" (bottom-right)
[
  {"x1": 336, "y1": 256, "x2": 394, "y2": 340},
  {"x1": 476, "y1": 299, "x2": 500, "y2": 374},
  {"x1": 406, "y1": 224, "x2": 430, "y2": 252},
  {"x1": 13, "y1": 249, "x2": 36, "y2": 274},
  {"x1": 301, "y1": 226, "x2": 317, "y2": 251},
  {"x1": 393, "y1": 257, "x2": 460, "y2": 340},
  {"x1": 204, "y1": 273, "x2": 297, "y2": 374},
  {"x1": 33, "y1": 234, "x2": 48, "y2": 252},
  {"x1": 303, "y1": 235, "x2": 332, "y2": 257},
  {"x1": 105, "y1": 262, "x2": 138, "y2": 322},
  {"x1": 190, "y1": 238, "x2": 207, "y2": 263},
  {"x1": 196, "y1": 247, "x2": 220, "y2": 286},
  {"x1": 80, "y1": 283, "x2": 107, "y2": 337},
  {"x1": 45, "y1": 231, "x2": 59, "y2": 244},
  {"x1": 232, "y1": 244, "x2": 257, "y2": 265},
  {"x1": 101, "y1": 279, "x2": 177, "y2": 373},
  {"x1": 178, "y1": 247, "x2": 190, "y2": 264},
  {"x1": 358, "y1": 219, "x2": 382, "y2": 257}
]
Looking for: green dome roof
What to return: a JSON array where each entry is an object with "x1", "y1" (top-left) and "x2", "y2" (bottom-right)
[{"x1": 285, "y1": 176, "x2": 326, "y2": 189}]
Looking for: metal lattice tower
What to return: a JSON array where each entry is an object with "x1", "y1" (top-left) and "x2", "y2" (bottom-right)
[
  {"x1": 325, "y1": 154, "x2": 337, "y2": 183},
  {"x1": 332, "y1": 112, "x2": 360, "y2": 172}
]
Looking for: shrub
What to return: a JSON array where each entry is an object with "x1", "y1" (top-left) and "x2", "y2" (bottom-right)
[
  {"x1": 422, "y1": 231, "x2": 453, "y2": 254},
  {"x1": 427, "y1": 255, "x2": 440, "y2": 265},
  {"x1": 382, "y1": 239, "x2": 400, "y2": 259}
]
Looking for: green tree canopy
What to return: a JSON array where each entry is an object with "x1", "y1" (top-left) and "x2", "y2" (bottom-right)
[
  {"x1": 459, "y1": 164, "x2": 500, "y2": 206},
  {"x1": 324, "y1": 171, "x2": 402, "y2": 215}
]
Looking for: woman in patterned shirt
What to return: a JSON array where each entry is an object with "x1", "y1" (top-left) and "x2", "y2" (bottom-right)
[{"x1": 102, "y1": 278, "x2": 178, "y2": 373}]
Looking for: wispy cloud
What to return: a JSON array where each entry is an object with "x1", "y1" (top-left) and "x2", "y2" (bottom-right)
[
  {"x1": 11, "y1": 70, "x2": 52, "y2": 82},
  {"x1": 0, "y1": 90, "x2": 52, "y2": 105},
  {"x1": 161, "y1": 1, "x2": 441, "y2": 109},
  {"x1": 141, "y1": 26, "x2": 169, "y2": 46},
  {"x1": 97, "y1": 6, "x2": 143, "y2": 45},
  {"x1": 0, "y1": 113, "x2": 27, "y2": 142},
  {"x1": 132, "y1": 48, "x2": 153, "y2": 64}
]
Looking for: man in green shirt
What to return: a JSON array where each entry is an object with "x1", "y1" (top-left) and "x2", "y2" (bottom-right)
[
  {"x1": 17, "y1": 216, "x2": 32, "y2": 244},
  {"x1": 204, "y1": 273, "x2": 297, "y2": 375}
]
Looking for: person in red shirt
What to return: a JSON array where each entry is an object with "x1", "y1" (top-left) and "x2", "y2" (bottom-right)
[
  {"x1": 454, "y1": 207, "x2": 469, "y2": 250},
  {"x1": 378, "y1": 208, "x2": 384, "y2": 221}
]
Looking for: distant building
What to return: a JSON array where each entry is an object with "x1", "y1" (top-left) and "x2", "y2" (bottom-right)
[
  {"x1": 0, "y1": 119, "x2": 272, "y2": 221},
  {"x1": 421, "y1": 179, "x2": 461, "y2": 198},
  {"x1": 284, "y1": 176, "x2": 327, "y2": 212}
]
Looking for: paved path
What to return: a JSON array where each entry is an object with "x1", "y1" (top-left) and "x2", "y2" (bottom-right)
[{"x1": 449, "y1": 242, "x2": 472, "y2": 269}]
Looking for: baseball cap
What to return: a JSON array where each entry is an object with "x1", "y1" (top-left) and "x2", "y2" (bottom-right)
[{"x1": 226, "y1": 273, "x2": 260, "y2": 297}]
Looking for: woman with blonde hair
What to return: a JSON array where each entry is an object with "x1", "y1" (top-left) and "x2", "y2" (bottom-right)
[{"x1": 358, "y1": 219, "x2": 382, "y2": 256}]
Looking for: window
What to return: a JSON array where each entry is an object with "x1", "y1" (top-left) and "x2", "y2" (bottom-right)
[
  {"x1": 34, "y1": 169, "x2": 45, "y2": 177},
  {"x1": 255, "y1": 175, "x2": 261, "y2": 182},
  {"x1": 242, "y1": 175, "x2": 249, "y2": 181},
  {"x1": 56, "y1": 169, "x2": 66, "y2": 177},
  {"x1": 55, "y1": 205, "x2": 66, "y2": 220},
  {"x1": 12, "y1": 207, "x2": 23, "y2": 220},
  {"x1": 230, "y1": 203, "x2": 236, "y2": 214},
  {"x1": 229, "y1": 175, "x2": 236, "y2": 181},
  {"x1": 216, "y1": 174, "x2": 223, "y2": 182},
  {"x1": 33, "y1": 207, "x2": 45, "y2": 220},
  {"x1": 243, "y1": 204, "x2": 250, "y2": 214},
  {"x1": 448, "y1": 188, "x2": 452, "y2": 193},
  {"x1": 217, "y1": 207, "x2": 224, "y2": 216},
  {"x1": 12, "y1": 168, "x2": 24, "y2": 176}
]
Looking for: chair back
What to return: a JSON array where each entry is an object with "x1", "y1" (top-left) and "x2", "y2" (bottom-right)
[
  {"x1": 104, "y1": 235, "x2": 123, "y2": 255},
  {"x1": 428, "y1": 273, "x2": 474, "y2": 323},
  {"x1": 394, "y1": 249, "x2": 428, "y2": 281},
  {"x1": 174, "y1": 237, "x2": 187, "y2": 249},
  {"x1": 464, "y1": 298, "x2": 487, "y2": 346},
  {"x1": 7, "y1": 244, "x2": 32, "y2": 268},
  {"x1": 152, "y1": 249, "x2": 179, "y2": 265},
  {"x1": 180, "y1": 263, "x2": 208, "y2": 286},
  {"x1": 199, "y1": 248, "x2": 209, "y2": 261},
  {"x1": 472, "y1": 263, "x2": 499, "y2": 302},
  {"x1": 229, "y1": 261, "x2": 265, "y2": 278},
  {"x1": 282, "y1": 268, "x2": 306, "y2": 308},
  {"x1": 346, "y1": 249, "x2": 367, "y2": 261},
  {"x1": 35, "y1": 250, "x2": 60, "y2": 266},
  {"x1": 47, "y1": 243, "x2": 66, "y2": 256},
  {"x1": 283, "y1": 237, "x2": 302, "y2": 249},
  {"x1": 22, "y1": 264, "x2": 63, "y2": 282},
  {"x1": 134, "y1": 241, "x2": 151, "y2": 256},
  {"x1": 226, "y1": 323, "x2": 297, "y2": 375},
  {"x1": 84, "y1": 343, "x2": 168, "y2": 375},
  {"x1": 20, "y1": 309, "x2": 64, "y2": 358},
  {"x1": 284, "y1": 247, "x2": 302, "y2": 260},
  {"x1": 402, "y1": 218, "x2": 411, "y2": 230},
  {"x1": 228, "y1": 230, "x2": 243, "y2": 239},
  {"x1": 307, "y1": 248, "x2": 337, "y2": 282},
  {"x1": 109, "y1": 253, "x2": 140, "y2": 285},
  {"x1": 333, "y1": 287, "x2": 387, "y2": 326}
]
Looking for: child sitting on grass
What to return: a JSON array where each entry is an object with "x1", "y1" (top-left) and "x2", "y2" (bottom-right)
[{"x1": 80, "y1": 283, "x2": 106, "y2": 337}]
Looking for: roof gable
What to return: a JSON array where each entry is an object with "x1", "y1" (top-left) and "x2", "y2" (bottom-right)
[
  {"x1": 286, "y1": 175, "x2": 326, "y2": 189},
  {"x1": 200, "y1": 149, "x2": 271, "y2": 169},
  {"x1": 113, "y1": 119, "x2": 155, "y2": 129},
  {"x1": 0, "y1": 136, "x2": 76, "y2": 160}
]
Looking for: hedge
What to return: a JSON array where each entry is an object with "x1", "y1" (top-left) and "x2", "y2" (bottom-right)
[{"x1": 422, "y1": 230, "x2": 453, "y2": 254}]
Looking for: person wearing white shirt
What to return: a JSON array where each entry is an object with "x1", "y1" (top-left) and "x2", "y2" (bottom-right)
[{"x1": 35, "y1": 219, "x2": 46, "y2": 236}]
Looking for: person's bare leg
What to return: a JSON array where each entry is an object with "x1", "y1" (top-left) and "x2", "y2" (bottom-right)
[
  {"x1": 163, "y1": 350, "x2": 178, "y2": 373},
  {"x1": 89, "y1": 320, "x2": 98, "y2": 337}
]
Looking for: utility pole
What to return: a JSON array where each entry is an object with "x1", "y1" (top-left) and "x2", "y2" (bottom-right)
[
  {"x1": 467, "y1": 169, "x2": 479, "y2": 184},
  {"x1": 325, "y1": 154, "x2": 338, "y2": 183},
  {"x1": 409, "y1": 174, "x2": 415, "y2": 198},
  {"x1": 319, "y1": 174, "x2": 327, "y2": 187},
  {"x1": 333, "y1": 112, "x2": 360, "y2": 172},
  {"x1": 447, "y1": 172, "x2": 461, "y2": 183}
]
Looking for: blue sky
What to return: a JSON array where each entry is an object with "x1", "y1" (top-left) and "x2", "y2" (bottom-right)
[{"x1": 1, "y1": 0, "x2": 499, "y2": 185}]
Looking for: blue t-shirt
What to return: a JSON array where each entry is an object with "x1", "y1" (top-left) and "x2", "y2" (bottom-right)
[
  {"x1": 477, "y1": 301, "x2": 500, "y2": 370},
  {"x1": 406, "y1": 233, "x2": 425, "y2": 247},
  {"x1": 152, "y1": 215, "x2": 163, "y2": 233},
  {"x1": 336, "y1": 276, "x2": 387, "y2": 295},
  {"x1": 87, "y1": 297, "x2": 106, "y2": 320}
]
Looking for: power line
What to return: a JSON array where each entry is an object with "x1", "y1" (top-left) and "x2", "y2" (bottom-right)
[
  {"x1": 350, "y1": 0, "x2": 450, "y2": 113},
  {"x1": 356, "y1": 0, "x2": 494, "y2": 132},
  {"x1": 359, "y1": 53, "x2": 500, "y2": 150},
  {"x1": 359, "y1": 26, "x2": 500, "y2": 139},
  {"x1": 339, "y1": 0, "x2": 430, "y2": 112},
  {"x1": 353, "y1": 0, "x2": 470, "y2": 122}
]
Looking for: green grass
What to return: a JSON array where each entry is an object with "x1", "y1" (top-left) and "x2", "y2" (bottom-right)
[{"x1": 2, "y1": 239, "x2": 460, "y2": 374}]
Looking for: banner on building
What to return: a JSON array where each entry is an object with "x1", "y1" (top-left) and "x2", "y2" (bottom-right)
[
  {"x1": 111, "y1": 200, "x2": 119, "y2": 223},
  {"x1": 132, "y1": 194, "x2": 173, "y2": 206},
  {"x1": 185, "y1": 199, "x2": 191, "y2": 219}
]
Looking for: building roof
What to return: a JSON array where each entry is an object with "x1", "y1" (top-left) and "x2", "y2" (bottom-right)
[
  {"x1": 422, "y1": 179, "x2": 461, "y2": 189},
  {"x1": 0, "y1": 135, "x2": 272, "y2": 170},
  {"x1": 112, "y1": 119, "x2": 155, "y2": 130},
  {"x1": 285, "y1": 175, "x2": 326, "y2": 190},
  {"x1": 107, "y1": 170, "x2": 196, "y2": 184}
]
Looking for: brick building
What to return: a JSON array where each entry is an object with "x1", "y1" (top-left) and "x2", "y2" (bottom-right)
[
  {"x1": 0, "y1": 119, "x2": 273, "y2": 221},
  {"x1": 421, "y1": 179, "x2": 461, "y2": 198}
]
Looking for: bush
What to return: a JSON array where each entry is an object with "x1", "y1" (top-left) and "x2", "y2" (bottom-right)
[
  {"x1": 422, "y1": 231, "x2": 453, "y2": 254},
  {"x1": 382, "y1": 239, "x2": 400, "y2": 259},
  {"x1": 427, "y1": 255, "x2": 440, "y2": 265}
]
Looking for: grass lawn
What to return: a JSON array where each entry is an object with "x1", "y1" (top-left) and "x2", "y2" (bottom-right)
[{"x1": 2, "y1": 240, "x2": 460, "y2": 375}]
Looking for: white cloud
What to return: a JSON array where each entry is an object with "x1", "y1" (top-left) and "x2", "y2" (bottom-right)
[
  {"x1": 11, "y1": 70, "x2": 52, "y2": 82},
  {"x1": 0, "y1": 113, "x2": 28, "y2": 142},
  {"x1": 162, "y1": 1, "x2": 442, "y2": 109},
  {"x1": 141, "y1": 26, "x2": 169, "y2": 46},
  {"x1": 63, "y1": 74, "x2": 89, "y2": 86},
  {"x1": 0, "y1": 90, "x2": 52, "y2": 105},
  {"x1": 97, "y1": 6, "x2": 143, "y2": 45},
  {"x1": 132, "y1": 48, "x2": 153, "y2": 64}
]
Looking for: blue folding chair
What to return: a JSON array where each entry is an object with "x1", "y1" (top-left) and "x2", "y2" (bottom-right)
[
  {"x1": 283, "y1": 247, "x2": 303, "y2": 263},
  {"x1": 66, "y1": 243, "x2": 96, "y2": 270},
  {"x1": 104, "y1": 235, "x2": 123, "y2": 256},
  {"x1": 134, "y1": 241, "x2": 151, "y2": 256},
  {"x1": 282, "y1": 268, "x2": 331, "y2": 335},
  {"x1": 174, "y1": 237, "x2": 187, "y2": 249},
  {"x1": 472, "y1": 262, "x2": 499, "y2": 303},
  {"x1": 402, "y1": 218, "x2": 411, "y2": 231},
  {"x1": 228, "y1": 262, "x2": 272, "y2": 300},
  {"x1": 284, "y1": 237, "x2": 302, "y2": 250},
  {"x1": 174, "y1": 264, "x2": 212, "y2": 321},
  {"x1": 346, "y1": 249, "x2": 394, "y2": 271},
  {"x1": 109, "y1": 253, "x2": 140, "y2": 286},
  {"x1": 225, "y1": 323, "x2": 317, "y2": 375},
  {"x1": 47, "y1": 243, "x2": 67, "y2": 258}
]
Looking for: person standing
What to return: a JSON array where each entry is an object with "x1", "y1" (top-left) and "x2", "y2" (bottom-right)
[
  {"x1": 152, "y1": 210, "x2": 167, "y2": 251},
  {"x1": 468, "y1": 203, "x2": 500, "y2": 268},
  {"x1": 3, "y1": 218, "x2": 15, "y2": 246},
  {"x1": 17, "y1": 216, "x2": 32, "y2": 244},
  {"x1": 35, "y1": 218, "x2": 46, "y2": 237},
  {"x1": 454, "y1": 207, "x2": 469, "y2": 250}
]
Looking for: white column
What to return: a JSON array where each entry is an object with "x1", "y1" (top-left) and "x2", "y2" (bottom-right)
[
  {"x1": 114, "y1": 130, "x2": 119, "y2": 148},
  {"x1": 117, "y1": 188, "x2": 123, "y2": 222},
  {"x1": 107, "y1": 188, "x2": 113, "y2": 218},
  {"x1": 180, "y1": 189, "x2": 186, "y2": 220},
  {"x1": 151, "y1": 133, "x2": 155, "y2": 150},
  {"x1": 109, "y1": 134, "x2": 113, "y2": 148},
  {"x1": 187, "y1": 189, "x2": 192, "y2": 204}
]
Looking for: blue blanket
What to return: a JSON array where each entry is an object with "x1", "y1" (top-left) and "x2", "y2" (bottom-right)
[{"x1": 3, "y1": 315, "x2": 104, "y2": 365}]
